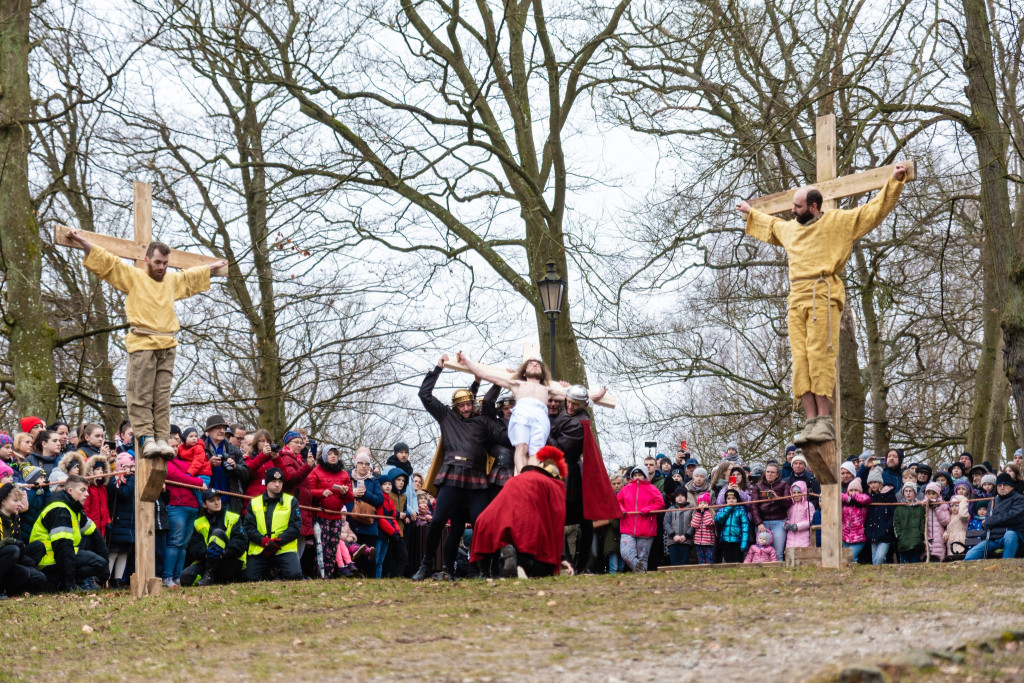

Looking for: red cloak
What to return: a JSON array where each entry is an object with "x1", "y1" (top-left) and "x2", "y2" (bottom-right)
[
  {"x1": 470, "y1": 466, "x2": 566, "y2": 567},
  {"x1": 580, "y1": 419, "x2": 623, "y2": 521}
]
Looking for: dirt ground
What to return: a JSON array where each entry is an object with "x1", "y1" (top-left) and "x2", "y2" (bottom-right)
[{"x1": 2, "y1": 560, "x2": 1023, "y2": 681}]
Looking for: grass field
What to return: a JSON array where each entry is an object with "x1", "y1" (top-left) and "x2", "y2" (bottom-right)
[{"x1": 3, "y1": 560, "x2": 1023, "y2": 681}]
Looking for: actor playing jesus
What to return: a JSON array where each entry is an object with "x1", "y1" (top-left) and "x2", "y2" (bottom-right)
[{"x1": 735, "y1": 163, "x2": 908, "y2": 445}]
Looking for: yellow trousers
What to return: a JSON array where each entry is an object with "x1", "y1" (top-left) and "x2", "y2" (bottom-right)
[{"x1": 787, "y1": 299, "x2": 840, "y2": 398}]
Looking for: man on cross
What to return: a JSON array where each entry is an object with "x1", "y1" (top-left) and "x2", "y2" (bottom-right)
[
  {"x1": 65, "y1": 229, "x2": 227, "y2": 460},
  {"x1": 735, "y1": 163, "x2": 909, "y2": 445},
  {"x1": 455, "y1": 352, "x2": 606, "y2": 475}
]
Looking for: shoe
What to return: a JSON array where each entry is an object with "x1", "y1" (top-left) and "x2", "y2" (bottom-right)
[
  {"x1": 430, "y1": 569, "x2": 452, "y2": 581},
  {"x1": 162, "y1": 577, "x2": 178, "y2": 588},
  {"x1": 411, "y1": 563, "x2": 432, "y2": 581},
  {"x1": 500, "y1": 545, "x2": 517, "y2": 578},
  {"x1": 807, "y1": 415, "x2": 836, "y2": 443},
  {"x1": 365, "y1": 546, "x2": 375, "y2": 561},
  {"x1": 156, "y1": 440, "x2": 176, "y2": 460},
  {"x1": 793, "y1": 417, "x2": 817, "y2": 446},
  {"x1": 338, "y1": 565, "x2": 354, "y2": 578},
  {"x1": 142, "y1": 438, "x2": 162, "y2": 459},
  {"x1": 516, "y1": 566, "x2": 528, "y2": 580},
  {"x1": 80, "y1": 577, "x2": 99, "y2": 591},
  {"x1": 352, "y1": 544, "x2": 368, "y2": 560}
]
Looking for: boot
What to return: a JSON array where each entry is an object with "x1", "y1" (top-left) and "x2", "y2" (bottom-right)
[
  {"x1": 141, "y1": 437, "x2": 162, "y2": 459},
  {"x1": 197, "y1": 559, "x2": 220, "y2": 586},
  {"x1": 500, "y1": 545, "x2": 517, "y2": 578},
  {"x1": 807, "y1": 415, "x2": 836, "y2": 443},
  {"x1": 431, "y1": 565, "x2": 454, "y2": 581},
  {"x1": 156, "y1": 440, "x2": 176, "y2": 460},
  {"x1": 411, "y1": 562, "x2": 432, "y2": 581},
  {"x1": 793, "y1": 417, "x2": 818, "y2": 446}
]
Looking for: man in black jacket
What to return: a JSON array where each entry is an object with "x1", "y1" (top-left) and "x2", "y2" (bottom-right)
[
  {"x1": 243, "y1": 468, "x2": 302, "y2": 581},
  {"x1": 202, "y1": 414, "x2": 249, "y2": 514},
  {"x1": 412, "y1": 355, "x2": 503, "y2": 581},
  {"x1": 180, "y1": 489, "x2": 248, "y2": 586},
  {"x1": 29, "y1": 476, "x2": 109, "y2": 591},
  {"x1": 965, "y1": 473, "x2": 1023, "y2": 561},
  {"x1": 549, "y1": 385, "x2": 590, "y2": 571}
]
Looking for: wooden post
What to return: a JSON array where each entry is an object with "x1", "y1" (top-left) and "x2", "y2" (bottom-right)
[
  {"x1": 130, "y1": 182, "x2": 165, "y2": 598},
  {"x1": 814, "y1": 115, "x2": 843, "y2": 569}
]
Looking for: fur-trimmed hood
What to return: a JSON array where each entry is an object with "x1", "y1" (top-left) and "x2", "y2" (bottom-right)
[
  {"x1": 85, "y1": 454, "x2": 111, "y2": 485},
  {"x1": 58, "y1": 450, "x2": 86, "y2": 477}
]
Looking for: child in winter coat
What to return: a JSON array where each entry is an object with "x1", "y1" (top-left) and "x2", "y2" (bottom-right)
[
  {"x1": 944, "y1": 494, "x2": 970, "y2": 557},
  {"x1": 923, "y1": 481, "x2": 950, "y2": 561},
  {"x1": 968, "y1": 502, "x2": 987, "y2": 532},
  {"x1": 332, "y1": 511, "x2": 361, "y2": 577},
  {"x1": 663, "y1": 488, "x2": 690, "y2": 566},
  {"x1": 83, "y1": 455, "x2": 111, "y2": 539},
  {"x1": 784, "y1": 481, "x2": 814, "y2": 548},
  {"x1": 893, "y1": 481, "x2": 925, "y2": 563},
  {"x1": 178, "y1": 428, "x2": 211, "y2": 484},
  {"x1": 374, "y1": 478, "x2": 401, "y2": 579},
  {"x1": 616, "y1": 466, "x2": 664, "y2": 572},
  {"x1": 841, "y1": 477, "x2": 871, "y2": 562},
  {"x1": 690, "y1": 491, "x2": 716, "y2": 565},
  {"x1": 743, "y1": 528, "x2": 777, "y2": 563},
  {"x1": 681, "y1": 467, "x2": 711, "y2": 555},
  {"x1": 714, "y1": 488, "x2": 750, "y2": 562},
  {"x1": 975, "y1": 474, "x2": 997, "y2": 516}
]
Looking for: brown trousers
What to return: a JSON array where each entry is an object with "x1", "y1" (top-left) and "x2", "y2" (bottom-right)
[{"x1": 126, "y1": 347, "x2": 176, "y2": 441}]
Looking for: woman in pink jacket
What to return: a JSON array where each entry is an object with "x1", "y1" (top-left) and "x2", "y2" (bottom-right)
[
  {"x1": 841, "y1": 477, "x2": 871, "y2": 562},
  {"x1": 923, "y1": 481, "x2": 951, "y2": 561},
  {"x1": 165, "y1": 452, "x2": 206, "y2": 586},
  {"x1": 784, "y1": 481, "x2": 815, "y2": 548},
  {"x1": 616, "y1": 466, "x2": 665, "y2": 572}
]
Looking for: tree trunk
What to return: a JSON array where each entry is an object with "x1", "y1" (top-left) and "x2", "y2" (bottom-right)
[
  {"x1": 968, "y1": 237, "x2": 1001, "y2": 456},
  {"x1": 959, "y1": 0, "x2": 1024, "y2": 445},
  {"x1": 983, "y1": 340, "x2": 1009, "y2": 466},
  {"x1": 854, "y1": 246, "x2": 889, "y2": 455},
  {"x1": 839, "y1": 306, "x2": 866, "y2": 455},
  {"x1": 0, "y1": 0, "x2": 58, "y2": 420}
]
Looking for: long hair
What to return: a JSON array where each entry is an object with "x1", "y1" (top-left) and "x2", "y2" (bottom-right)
[{"x1": 514, "y1": 357, "x2": 552, "y2": 384}]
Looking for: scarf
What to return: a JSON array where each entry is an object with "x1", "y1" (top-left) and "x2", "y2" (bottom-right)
[
  {"x1": 385, "y1": 454, "x2": 414, "y2": 477},
  {"x1": 318, "y1": 458, "x2": 345, "y2": 474}
]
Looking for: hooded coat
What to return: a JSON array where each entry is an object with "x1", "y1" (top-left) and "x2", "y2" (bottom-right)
[
  {"x1": 743, "y1": 529, "x2": 777, "y2": 563},
  {"x1": 714, "y1": 497, "x2": 750, "y2": 549},
  {"x1": 841, "y1": 484, "x2": 871, "y2": 544},
  {"x1": 784, "y1": 482, "x2": 815, "y2": 548},
  {"x1": 864, "y1": 485, "x2": 897, "y2": 543},
  {"x1": 893, "y1": 499, "x2": 925, "y2": 553},
  {"x1": 923, "y1": 483, "x2": 951, "y2": 560},
  {"x1": 83, "y1": 455, "x2": 111, "y2": 537},
  {"x1": 681, "y1": 478, "x2": 711, "y2": 546},
  {"x1": 105, "y1": 472, "x2": 135, "y2": 545},
  {"x1": 944, "y1": 495, "x2": 970, "y2": 556},
  {"x1": 57, "y1": 450, "x2": 86, "y2": 478},
  {"x1": 616, "y1": 472, "x2": 664, "y2": 538},
  {"x1": 307, "y1": 457, "x2": 355, "y2": 521}
]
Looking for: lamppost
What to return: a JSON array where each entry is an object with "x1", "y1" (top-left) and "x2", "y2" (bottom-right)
[{"x1": 536, "y1": 260, "x2": 566, "y2": 379}]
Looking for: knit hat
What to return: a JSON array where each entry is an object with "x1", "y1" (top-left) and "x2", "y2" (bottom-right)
[
  {"x1": 916, "y1": 463, "x2": 933, "y2": 477},
  {"x1": 0, "y1": 482, "x2": 14, "y2": 503},
  {"x1": 23, "y1": 466, "x2": 44, "y2": 486},
  {"x1": 354, "y1": 452, "x2": 372, "y2": 465},
  {"x1": 692, "y1": 467, "x2": 707, "y2": 479},
  {"x1": 726, "y1": 442, "x2": 739, "y2": 452},
  {"x1": 756, "y1": 529, "x2": 771, "y2": 547},
  {"x1": 996, "y1": 473, "x2": 1014, "y2": 487},
  {"x1": 867, "y1": 467, "x2": 884, "y2": 485},
  {"x1": 785, "y1": 444, "x2": 797, "y2": 454},
  {"x1": 696, "y1": 492, "x2": 711, "y2": 505},
  {"x1": 629, "y1": 466, "x2": 648, "y2": 480},
  {"x1": 981, "y1": 473, "x2": 997, "y2": 488},
  {"x1": 282, "y1": 431, "x2": 302, "y2": 446},
  {"x1": 841, "y1": 462, "x2": 857, "y2": 478},
  {"x1": 265, "y1": 467, "x2": 284, "y2": 482},
  {"x1": 19, "y1": 416, "x2": 44, "y2": 433},
  {"x1": 393, "y1": 442, "x2": 409, "y2": 456},
  {"x1": 0, "y1": 461, "x2": 13, "y2": 481},
  {"x1": 48, "y1": 467, "x2": 68, "y2": 492},
  {"x1": 791, "y1": 454, "x2": 807, "y2": 466},
  {"x1": 901, "y1": 480, "x2": 917, "y2": 495},
  {"x1": 953, "y1": 478, "x2": 971, "y2": 494},
  {"x1": 181, "y1": 427, "x2": 198, "y2": 442},
  {"x1": 925, "y1": 481, "x2": 942, "y2": 496},
  {"x1": 0, "y1": 432, "x2": 13, "y2": 447},
  {"x1": 847, "y1": 477, "x2": 863, "y2": 493},
  {"x1": 117, "y1": 452, "x2": 135, "y2": 470},
  {"x1": 170, "y1": 424, "x2": 182, "y2": 438}
]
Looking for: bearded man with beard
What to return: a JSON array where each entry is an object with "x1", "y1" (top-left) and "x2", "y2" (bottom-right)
[
  {"x1": 735, "y1": 163, "x2": 908, "y2": 445},
  {"x1": 66, "y1": 229, "x2": 226, "y2": 460}
]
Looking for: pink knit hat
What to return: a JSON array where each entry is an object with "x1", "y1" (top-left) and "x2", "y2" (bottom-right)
[
  {"x1": 0, "y1": 460, "x2": 13, "y2": 480},
  {"x1": 846, "y1": 477, "x2": 863, "y2": 493},
  {"x1": 117, "y1": 452, "x2": 135, "y2": 469},
  {"x1": 696, "y1": 492, "x2": 711, "y2": 505}
]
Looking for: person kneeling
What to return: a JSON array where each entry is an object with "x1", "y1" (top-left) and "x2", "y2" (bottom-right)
[
  {"x1": 30, "y1": 475, "x2": 109, "y2": 592},
  {"x1": 0, "y1": 483, "x2": 46, "y2": 595},
  {"x1": 243, "y1": 468, "x2": 302, "y2": 581},
  {"x1": 470, "y1": 446, "x2": 574, "y2": 578},
  {"x1": 180, "y1": 489, "x2": 248, "y2": 586}
]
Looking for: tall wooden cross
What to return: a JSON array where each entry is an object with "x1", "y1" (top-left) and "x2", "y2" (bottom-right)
[
  {"x1": 747, "y1": 114, "x2": 915, "y2": 569},
  {"x1": 443, "y1": 342, "x2": 617, "y2": 409},
  {"x1": 55, "y1": 181, "x2": 226, "y2": 596}
]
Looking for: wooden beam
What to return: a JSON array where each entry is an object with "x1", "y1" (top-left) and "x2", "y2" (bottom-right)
[
  {"x1": 54, "y1": 224, "x2": 229, "y2": 276},
  {"x1": 442, "y1": 358, "x2": 617, "y2": 409},
  {"x1": 133, "y1": 182, "x2": 153, "y2": 269},
  {"x1": 748, "y1": 160, "x2": 916, "y2": 216}
]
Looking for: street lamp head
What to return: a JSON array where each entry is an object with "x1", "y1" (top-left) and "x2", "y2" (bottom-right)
[{"x1": 537, "y1": 260, "x2": 566, "y2": 318}]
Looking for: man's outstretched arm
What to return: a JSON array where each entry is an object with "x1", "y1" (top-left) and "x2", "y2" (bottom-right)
[{"x1": 455, "y1": 352, "x2": 516, "y2": 391}]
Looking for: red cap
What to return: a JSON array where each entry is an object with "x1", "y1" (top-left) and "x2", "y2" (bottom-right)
[
  {"x1": 19, "y1": 416, "x2": 44, "y2": 433},
  {"x1": 535, "y1": 445, "x2": 567, "y2": 479}
]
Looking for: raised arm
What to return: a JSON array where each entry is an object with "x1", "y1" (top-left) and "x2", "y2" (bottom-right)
[{"x1": 455, "y1": 352, "x2": 516, "y2": 391}]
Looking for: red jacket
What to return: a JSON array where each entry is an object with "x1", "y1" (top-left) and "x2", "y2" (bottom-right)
[
  {"x1": 84, "y1": 482, "x2": 110, "y2": 538},
  {"x1": 244, "y1": 450, "x2": 276, "y2": 499},
  {"x1": 377, "y1": 493, "x2": 400, "y2": 538},
  {"x1": 307, "y1": 465, "x2": 355, "y2": 520},
  {"x1": 616, "y1": 480, "x2": 664, "y2": 537},
  {"x1": 274, "y1": 447, "x2": 313, "y2": 495},
  {"x1": 179, "y1": 442, "x2": 211, "y2": 477},
  {"x1": 166, "y1": 458, "x2": 205, "y2": 508}
]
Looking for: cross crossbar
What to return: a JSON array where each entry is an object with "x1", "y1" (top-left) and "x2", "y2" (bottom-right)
[
  {"x1": 749, "y1": 160, "x2": 916, "y2": 216},
  {"x1": 54, "y1": 224, "x2": 229, "y2": 276},
  {"x1": 443, "y1": 355, "x2": 617, "y2": 409}
]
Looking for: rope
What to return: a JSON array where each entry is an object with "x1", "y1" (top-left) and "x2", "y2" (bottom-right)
[{"x1": 627, "y1": 491, "x2": 996, "y2": 515}]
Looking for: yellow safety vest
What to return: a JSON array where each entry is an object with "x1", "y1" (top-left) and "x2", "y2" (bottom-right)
[
  {"x1": 248, "y1": 494, "x2": 298, "y2": 556},
  {"x1": 194, "y1": 511, "x2": 246, "y2": 568},
  {"x1": 29, "y1": 500, "x2": 96, "y2": 568}
]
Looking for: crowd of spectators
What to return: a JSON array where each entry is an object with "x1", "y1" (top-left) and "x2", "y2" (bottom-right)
[{"x1": 2, "y1": 414, "x2": 1023, "y2": 597}]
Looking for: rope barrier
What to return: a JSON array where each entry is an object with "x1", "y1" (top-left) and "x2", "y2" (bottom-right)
[{"x1": 625, "y1": 490, "x2": 995, "y2": 515}]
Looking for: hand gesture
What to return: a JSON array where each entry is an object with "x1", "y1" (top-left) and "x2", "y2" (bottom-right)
[
  {"x1": 209, "y1": 260, "x2": 228, "y2": 273},
  {"x1": 438, "y1": 353, "x2": 450, "y2": 368},
  {"x1": 262, "y1": 442, "x2": 272, "y2": 455},
  {"x1": 323, "y1": 489, "x2": 333, "y2": 498},
  {"x1": 558, "y1": 380, "x2": 570, "y2": 388},
  {"x1": 455, "y1": 351, "x2": 468, "y2": 366},
  {"x1": 560, "y1": 561, "x2": 575, "y2": 577},
  {"x1": 892, "y1": 163, "x2": 908, "y2": 181},
  {"x1": 735, "y1": 200, "x2": 752, "y2": 215}
]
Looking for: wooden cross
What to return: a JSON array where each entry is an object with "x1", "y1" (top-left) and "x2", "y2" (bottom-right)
[
  {"x1": 55, "y1": 181, "x2": 225, "y2": 596},
  {"x1": 747, "y1": 115, "x2": 916, "y2": 569},
  {"x1": 443, "y1": 342, "x2": 617, "y2": 409}
]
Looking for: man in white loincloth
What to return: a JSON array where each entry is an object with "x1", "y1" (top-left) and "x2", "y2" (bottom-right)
[{"x1": 455, "y1": 352, "x2": 606, "y2": 475}]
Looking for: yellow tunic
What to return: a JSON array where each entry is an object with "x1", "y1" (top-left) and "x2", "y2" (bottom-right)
[
  {"x1": 745, "y1": 176, "x2": 905, "y2": 397},
  {"x1": 83, "y1": 245, "x2": 211, "y2": 354}
]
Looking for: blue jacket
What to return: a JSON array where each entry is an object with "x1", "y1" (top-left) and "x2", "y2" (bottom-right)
[
  {"x1": 714, "y1": 503, "x2": 750, "y2": 550},
  {"x1": 106, "y1": 475, "x2": 135, "y2": 545},
  {"x1": 346, "y1": 474, "x2": 384, "y2": 538},
  {"x1": 382, "y1": 465, "x2": 418, "y2": 517},
  {"x1": 864, "y1": 487, "x2": 897, "y2": 542},
  {"x1": 20, "y1": 486, "x2": 50, "y2": 542}
]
